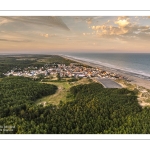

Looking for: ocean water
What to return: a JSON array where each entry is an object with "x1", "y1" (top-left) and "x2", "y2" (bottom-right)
[{"x1": 64, "y1": 53, "x2": 150, "y2": 79}]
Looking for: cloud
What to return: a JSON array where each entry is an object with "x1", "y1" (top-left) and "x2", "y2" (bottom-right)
[
  {"x1": 74, "y1": 16, "x2": 102, "y2": 25},
  {"x1": 0, "y1": 38, "x2": 31, "y2": 43},
  {"x1": 0, "y1": 18, "x2": 12, "y2": 25},
  {"x1": 117, "y1": 16, "x2": 129, "y2": 20},
  {"x1": 85, "y1": 17, "x2": 104, "y2": 25},
  {"x1": 73, "y1": 16, "x2": 91, "y2": 25},
  {"x1": 40, "y1": 33, "x2": 49, "y2": 38},
  {"x1": 1, "y1": 16, "x2": 70, "y2": 30},
  {"x1": 44, "y1": 34, "x2": 49, "y2": 38},
  {"x1": 82, "y1": 32, "x2": 91, "y2": 36},
  {"x1": 86, "y1": 18, "x2": 92, "y2": 24},
  {"x1": 115, "y1": 19, "x2": 130, "y2": 27},
  {"x1": 114, "y1": 16, "x2": 130, "y2": 28},
  {"x1": 91, "y1": 25, "x2": 128, "y2": 36},
  {"x1": 91, "y1": 16, "x2": 150, "y2": 41},
  {"x1": 0, "y1": 31, "x2": 33, "y2": 43}
]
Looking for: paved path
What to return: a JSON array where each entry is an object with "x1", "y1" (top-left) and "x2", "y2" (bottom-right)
[{"x1": 95, "y1": 77, "x2": 122, "y2": 88}]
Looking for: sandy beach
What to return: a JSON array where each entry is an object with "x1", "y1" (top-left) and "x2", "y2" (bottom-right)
[{"x1": 61, "y1": 55, "x2": 150, "y2": 90}]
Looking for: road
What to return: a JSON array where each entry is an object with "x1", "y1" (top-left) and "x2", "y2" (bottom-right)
[{"x1": 95, "y1": 77, "x2": 122, "y2": 88}]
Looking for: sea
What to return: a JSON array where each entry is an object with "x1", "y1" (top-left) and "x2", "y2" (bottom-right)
[{"x1": 63, "y1": 53, "x2": 150, "y2": 80}]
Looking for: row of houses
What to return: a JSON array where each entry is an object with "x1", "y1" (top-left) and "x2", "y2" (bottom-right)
[{"x1": 4, "y1": 62, "x2": 127, "y2": 81}]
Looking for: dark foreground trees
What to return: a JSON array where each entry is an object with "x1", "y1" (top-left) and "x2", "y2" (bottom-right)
[{"x1": 1, "y1": 79, "x2": 150, "y2": 134}]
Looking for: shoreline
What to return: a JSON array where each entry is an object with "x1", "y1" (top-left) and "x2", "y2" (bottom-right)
[{"x1": 61, "y1": 54, "x2": 150, "y2": 90}]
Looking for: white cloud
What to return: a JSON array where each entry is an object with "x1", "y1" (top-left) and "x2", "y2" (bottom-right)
[
  {"x1": 115, "y1": 19, "x2": 130, "y2": 27},
  {"x1": 91, "y1": 16, "x2": 150, "y2": 41}
]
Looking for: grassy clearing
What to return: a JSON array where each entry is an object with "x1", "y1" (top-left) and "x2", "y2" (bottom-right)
[
  {"x1": 37, "y1": 58, "x2": 49, "y2": 63},
  {"x1": 36, "y1": 78, "x2": 92, "y2": 106},
  {"x1": 116, "y1": 79, "x2": 150, "y2": 107},
  {"x1": 16, "y1": 58, "x2": 36, "y2": 61},
  {"x1": 115, "y1": 79, "x2": 136, "y2": 91}
]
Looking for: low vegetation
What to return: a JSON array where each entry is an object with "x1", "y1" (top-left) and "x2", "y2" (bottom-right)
[{"x1": 116, "y1": 79, "x2": 150, "y2": 107}]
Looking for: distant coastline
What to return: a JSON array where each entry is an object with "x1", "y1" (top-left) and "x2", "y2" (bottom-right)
[{"x1": 61, "y1": 54, "x2": 150, "y2": 90}]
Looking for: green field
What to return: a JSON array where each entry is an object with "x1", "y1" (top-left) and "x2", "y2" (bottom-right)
[{"x1": 36, "y1": 78, "x2": 93, "y2": 106}]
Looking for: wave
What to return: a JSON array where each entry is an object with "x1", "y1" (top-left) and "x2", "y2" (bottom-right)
[{"x1": 63, "y1": 54, "x2": 150, "y2": 79}]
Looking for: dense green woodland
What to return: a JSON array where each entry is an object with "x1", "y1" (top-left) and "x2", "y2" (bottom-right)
[{"x1": 1, "y1": 76, "x2": 150, "y2": 134}]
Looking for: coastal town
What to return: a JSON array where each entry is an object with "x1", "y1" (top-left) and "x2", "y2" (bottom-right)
[{"x1": 4, "y1": 62, "x2": 128, "y2": 81}]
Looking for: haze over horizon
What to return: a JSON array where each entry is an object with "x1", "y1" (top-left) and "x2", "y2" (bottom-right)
[{"x1": 0, "y1": 16, "x2": 150, "y2": 54}]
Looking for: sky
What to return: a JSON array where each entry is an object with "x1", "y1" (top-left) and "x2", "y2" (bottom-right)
[{"x1": 0, "y1": 16, "x2": 150, "y2": 54}]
